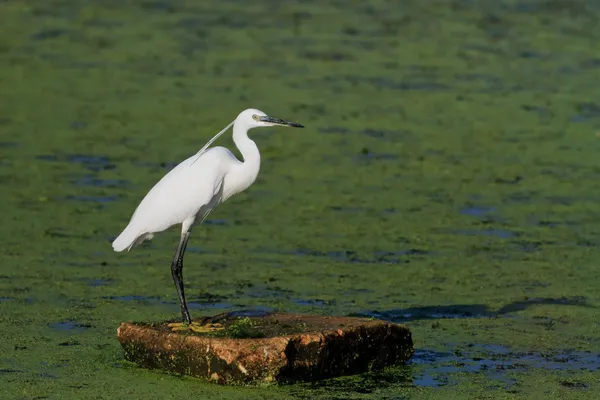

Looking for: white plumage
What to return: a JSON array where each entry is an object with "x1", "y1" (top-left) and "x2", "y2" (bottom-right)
[
  {"x1": 112, "y1": 147, "x2": 236, "y2": 252},
  {"x1": 111, "y1": 108, "x2": 304, "y2": 324}
]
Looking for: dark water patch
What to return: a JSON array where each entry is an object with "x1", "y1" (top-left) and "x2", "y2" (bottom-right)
[
  {"x1": 186, "y1": 246, "x2": 219, "y2": 254},
  {"x1": 546, "y1": 196, "x2": 572, "y2": 205},
  {"x1": 180, "y1": 292, "x2": 233, "y2": 310},
  {"x1": 556, "y1": 65, "x2": 580, "y2": 76},
  {"x1": 519, "y1": 50, "x2": 550, "y2": 59},
  {"x1": 362, "y1": 128, "x2": 410, "y2": 140},
  {"x1": 208, "y1": 14, "x2": 252, "y2": 30},
  {"x1": 66, "y1": 154, "x2": 115, "y2": 171},
  {"x1": 355, "y1": 147, "x2": 398, "y2": 161},
  {"x1": 37, "y1": 371, "x2": 59, "y2": 379},
  {"x1": 140, "y1": 0, "x2": 180, "y2": 13},
  {"x1": 223, "y1": 308, "x2": 273, "y2": 319},
  {"x1": 0, "y1": 297, "x2": 12, "y2": 302},
  {"x1": 289, "y1": 103, "x2": 327, "y2": 116},
  {"x1": 514, "y1": 2, "x2": 539, "y2": 13},
  {"x1": 133, "y1": 161, "x2": 179, "y2": 170},
  {"x1": 318, "y1": 126, "x2": 349, "y2": 134},
  {"x1": 298, "y1": 249, "x2": 361, "y2": 263},
  {"x1": 262, "y1": 247, "x2": 430, "y2": 264},
  {"x1": 283, "y1": 249, "x2": 360, "y2": 262},
  {"x1": 343, "y1": 287, "x2": 374, "y2": 297},
  {"x1": 571, "y1": 115, "x2": 588, "y2": 123},
  {"x1": 464, "y1": 43, "x2": 504, "y2": 55},
  {"x1": 51, "y1": 226, "x2": 102, "y2": 240},
  {"x1": 106, "y1": 293, "x2": 235, "y2": 311},
  {"x1": 459, "y1": 205, "x2": 497, "y2": 217},
  {"x1": 293, "y1": 298, "x2": 332, "y2": 307},
  {"x1": 522, "y1": 104, "x2": 551, "y2": 118},
  {"x1": 322, "y1": 75, "x2": 448, "y2": 91},
  {"x1": 0, "y1": 142, "x2": 18, "y2": 148},
  {"x1": 477, "y1": 13, "x2": 511, "y2": 40},
  {"x1": 58, "y1": 340, "x2": 81, "y2": 347},
  {"x1": 36, "y1": 154, "x2": 115, "y2": 171},
  {"x1": 246, "y1": 284, "x2": 294, "y2": 300},
  {"x1": 65, "y1": 195, "x2": 118, "y2": 203},
  {"x1": 406, "y1": 64, "x2": 441, "y2": 75},
  {"x1": 495, "y1": 296, "x2": 590, "y2": 314},
  {"x1": 188, "y1": 301, "x2": 233, "y2": 310},
  {"x1": 177, "y1": 17, "x2": 209, "y2": 35},
  {"x1": 36, "y1": 154, "x2": 58, "y2": 161},
  {"x1": 0, "y1": 368, "x2": 24, "y2": 374},
  {"x1": 74, "y1": 176, "x2": 129, "y2": 188},
  {"x1": 36, "y1": 53, "x2": 110, "y2": 70},
  {"x1": 329, "y1": 206, "x2": 365, "y2": 213},
  {"x1": 351, "y1": 305, "x2": 494, "y2": 322},
  {"x1": 532, "y1": 315, "x2": 568, "y2": 331},
  {"x1": 494, "y1": 175, "x2": 523, "y2": 184},
  {"x1": 368, "y1": 77, "x2": 448, "y2": 91},
  {"x1": 511, "y1": 0, "x2": 595, "y2": 15},
  {"x1": 352, "y1": 297, "x2": 591, "y2": 323},
  {"x1": 576, "y1": 237, "x2": 597, "y2": 247},
  {"x1": 560, "y1": 380, "x2": 588, "y2": 388},
  {"x1": 504, "y1": 190, "x2": 538, "y2": 203},
  {"x1": 69, "y1": 121, "x2": 87, "y2": 130},
  {"x1": 374, "y1": 249, "x2": 431, "y2": 261},
  {"x1": 204, "y1": 219, "x2": 227, "y2": 226},
  {"x1": 411, "y1": 344, "x2": 600, "y2": 388},
  {"x1": 302, "y1": 50, "x2": 355, "y2": 62},
  {"x1": 48, "y1": 321, "x2": 93, "y2": 333},
  {"x1": 581, "y1": 58, "x2": 600, "y2": 69},
  {"x1": 536, "y1": 219, "x2": 560, "y2": 227},
  {"x1": 341, "y1": 25, "x2": 360, "y2": 36},
  {"x1": 514, "y1": 239, "x2": 553, "y2": 253},
  {"x1": 102, "y1": 295, "x2": 164, "y2": 304},
  {"x1": 339, "y1": 38, "x2": 376, "y2": 52},
  {"x1": 426, "y1": 189, "x2": 454, "y2": 205},
  {"x1": 65, "y1": 261, "x2": 127, "y2": 268},
  {"x1": 572, "y1": 102, "x2": 600, "y2": 122},
  {"x1": 30, "y1": 29, "x2": 69, "y2": 41},
  {"x1": 86, "y1": 278, "x2": 112, "y2": 287},
  {"x1": 186, "y1": 291, "x2": 227, "y2": 302},
  {"x1": 455, "y1": 228, "x2": 516, "y2": 239}
]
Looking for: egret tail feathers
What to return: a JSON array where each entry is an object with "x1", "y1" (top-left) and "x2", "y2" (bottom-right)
[{"x1": 112, "y1": 228, "x2": 154, "y2": 252}]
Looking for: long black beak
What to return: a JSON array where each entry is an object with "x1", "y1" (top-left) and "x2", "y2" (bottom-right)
[{"x1": 259, "y1": 115, "x2": 304, "y2": 128}]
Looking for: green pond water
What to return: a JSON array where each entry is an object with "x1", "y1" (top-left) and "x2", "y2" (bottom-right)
[{"x1": 1, "y1": 0, "x2": 600, "y2": 398}]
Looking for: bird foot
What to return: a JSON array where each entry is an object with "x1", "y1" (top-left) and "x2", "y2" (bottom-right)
[{"x1": 167, "y1": 321, "x2": 225, "y2": 333}]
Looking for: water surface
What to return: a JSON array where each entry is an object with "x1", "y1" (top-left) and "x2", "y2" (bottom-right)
[{"x1": 1, "y1": 0, "x2": 600, "y2": 398}]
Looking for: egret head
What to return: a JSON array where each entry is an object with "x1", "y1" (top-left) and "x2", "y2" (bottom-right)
[{"x1": 237, "y1": 108, "x2": 304, "y2": 130}]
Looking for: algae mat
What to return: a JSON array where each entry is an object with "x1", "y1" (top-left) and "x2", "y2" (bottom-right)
[{"x1": 1, "y1": 0, "x2": 600, "y2": 398}]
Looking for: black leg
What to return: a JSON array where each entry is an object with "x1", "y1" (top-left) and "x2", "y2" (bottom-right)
[{"x1": 171, "y1": 232, "x2": 192, "y2": 324}]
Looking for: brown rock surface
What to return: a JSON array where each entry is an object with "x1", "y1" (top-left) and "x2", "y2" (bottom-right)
[{"x1": 116, "y1": 312, "x2": 414, "y2": 385}]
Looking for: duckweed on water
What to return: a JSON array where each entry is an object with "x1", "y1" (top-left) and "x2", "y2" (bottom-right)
[{"x1": 1, "y1": 0, "x2": 600, "y2": 399}]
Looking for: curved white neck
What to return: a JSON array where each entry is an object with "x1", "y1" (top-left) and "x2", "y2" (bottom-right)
[{"x1": 229, "y1": 121, "x2": 261, "y2": 193}]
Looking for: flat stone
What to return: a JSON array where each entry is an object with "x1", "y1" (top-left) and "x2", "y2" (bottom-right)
[{"x1": 116, "y1": 311, "x2": 414, "y2": 385}]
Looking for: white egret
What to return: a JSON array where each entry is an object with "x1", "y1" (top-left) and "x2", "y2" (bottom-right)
[{"x1": 112, "y1": 108, "x2": 304, "y2": 325}]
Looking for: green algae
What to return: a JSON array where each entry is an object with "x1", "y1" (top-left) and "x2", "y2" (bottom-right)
[{"x1": 1, "y1": 0, "x2": 600, "y2": 398}]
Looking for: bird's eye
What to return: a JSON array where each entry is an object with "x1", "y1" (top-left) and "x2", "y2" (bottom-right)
[{"x1": 252, "y1": 114, "x2": 259, "y2": 121}]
